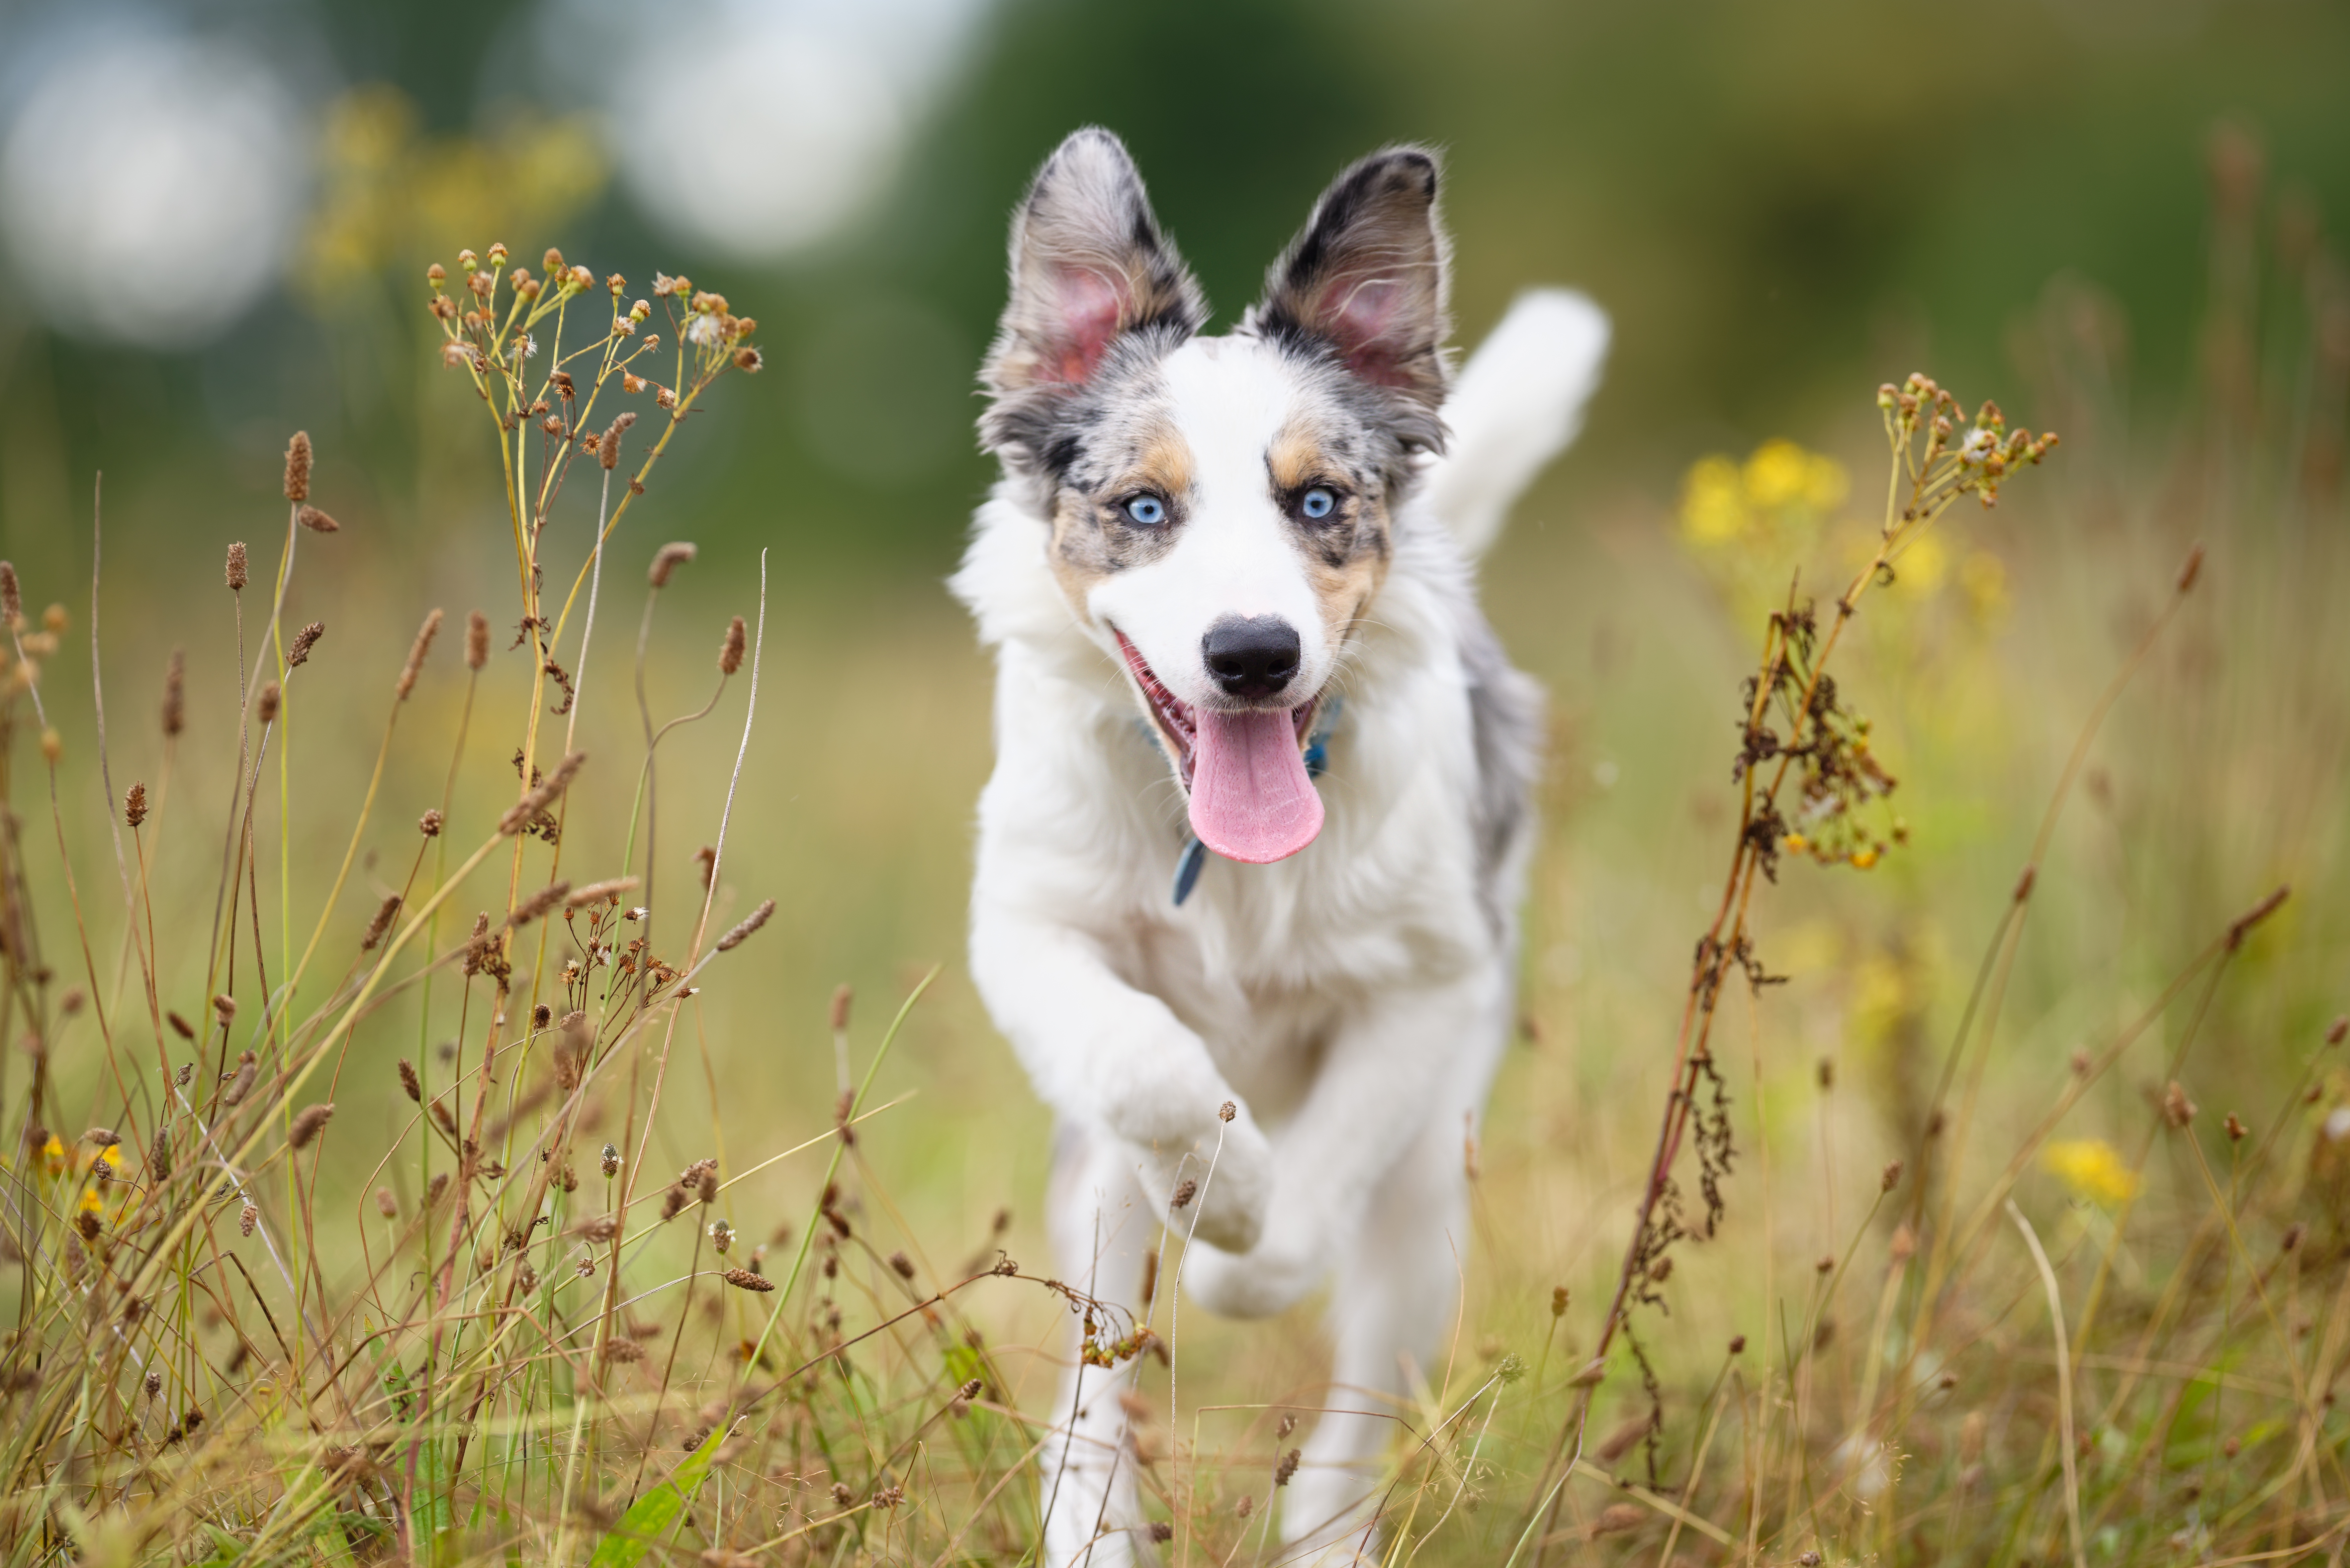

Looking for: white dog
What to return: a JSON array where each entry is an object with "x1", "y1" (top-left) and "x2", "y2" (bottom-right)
[{"x1": 952, "y1": 128, "x2": 1607, "y2": 1563}]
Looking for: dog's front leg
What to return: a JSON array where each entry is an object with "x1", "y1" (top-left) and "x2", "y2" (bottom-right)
[
  {"x1": 972, "y1": 903, "x2": 1274, "y2": 1253},
  {"x1": 1180, "y1": 964, "x2": 1507, "y2": 1319}
]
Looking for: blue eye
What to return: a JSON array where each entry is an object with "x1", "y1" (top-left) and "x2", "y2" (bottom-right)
[
  {"x1": 1300, "y1": 487, "x2": 1336, "y2": 520},
  {"x1": 1124, "y1": 494, "x2": 1167, "y2": 526}
]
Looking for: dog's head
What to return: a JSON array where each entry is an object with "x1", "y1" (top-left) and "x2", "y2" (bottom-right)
[{"x1": 979, "y1": 128, "x2": 1451, "y2": 865}]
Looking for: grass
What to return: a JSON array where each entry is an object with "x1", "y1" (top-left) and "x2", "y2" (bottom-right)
[{"x1": 0, "y1": 151, "x2": 2346, "y2": 1566}]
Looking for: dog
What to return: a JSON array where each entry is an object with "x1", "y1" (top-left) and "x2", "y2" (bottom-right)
[{"x1": 952, "y1": 128, "x2": 1607, "y2": 1563}]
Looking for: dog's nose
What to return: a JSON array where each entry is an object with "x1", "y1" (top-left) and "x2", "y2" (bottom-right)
[{"x1": 1202, "y1": 616, "x2": 1302, "y2": 700}]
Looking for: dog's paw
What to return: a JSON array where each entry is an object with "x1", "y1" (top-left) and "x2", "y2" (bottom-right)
[
  {"x1": 1177, "y1": 1107, "x2": 1273, "y2": 1254},
  {"x1": 1178, "y1": 1224, "x2": 1325, "y2": 1319}
]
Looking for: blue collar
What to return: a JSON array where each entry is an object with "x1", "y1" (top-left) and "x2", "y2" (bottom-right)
[{"x1": 1171, "y1": 697, "x2": 1341, "y2": 906}]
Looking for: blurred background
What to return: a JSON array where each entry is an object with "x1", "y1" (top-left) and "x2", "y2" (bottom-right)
[{"x1": 3, "y1": 0, "x2": 2348, "y2": 1435}]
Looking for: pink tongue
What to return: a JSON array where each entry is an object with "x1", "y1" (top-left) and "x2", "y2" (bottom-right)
[{"x1": 1189, "y1": 708, "x2": 1324, "y2": 864}]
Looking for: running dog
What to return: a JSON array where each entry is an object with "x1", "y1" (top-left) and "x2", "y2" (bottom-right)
[{"x1": 953, "y1": 128, "x2": 1608, "y2": 1562}]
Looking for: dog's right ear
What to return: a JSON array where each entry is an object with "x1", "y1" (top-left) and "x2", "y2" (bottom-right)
[{"x1": 983, "y1": 128, "x2": 1204, "y2": 403}]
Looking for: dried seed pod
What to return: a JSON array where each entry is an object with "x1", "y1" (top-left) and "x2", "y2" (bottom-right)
[
  {"x1": 722, "y1": 1268, "x2": 774, "y2": 1293},
  {"x1": 506, "y1": 880, "x2": 571, "y2": 927},
  {"x1": 419, "y1": 808, "x2": 443, "y2": 837},
  {"x1": 360, "y1": 894, "x2": 402, "y2": 951},
  {"x1": 465, "y1": 610, "x2": 489, "y2": 671},
  {"x1": 1170, "y1": 1179, "x2": 1197, "y2": 1210},
  {"x1": 599, "y1": 411, "x2": 637, "y2": 471},
  {"x1": 286, "y1": 621, "x2": 324, "y2": 667},
  {"x1": 289, "y1": 1102, "x2": 335, "y2": 1150},
  {"x1": 123, "y1": 782, "x2": 147, "y2": 828},
  {"x1": 648, "y1": 542, "x2": 696, "y2": 588},
  {"x1": 397, "y1": 1059, "x2": 421, "y2": 1101},
  {"x1": 161, "y1": 648, "x2": 185, "y2": 736},
  {"x1": 283, "y1": 431, "x2": 312, "y2": 502},
  {"x1": 239, "y1": 1200, "x2": 258, "y2": 1237},
  {"x1": 715, "y1": 898, "x2": 774, "y2": 952},
  {"x1": 397, "y1": 608, "x2": 443, "y2": 699},
  {"x1": 718, "y1": 615, "x2": 746, "y2": 675}
]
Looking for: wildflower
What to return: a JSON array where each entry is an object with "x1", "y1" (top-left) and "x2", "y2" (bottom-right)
[
  {"x1": 1959, "y1": 426, "x2": 1999, "y2": 465},
  {"x1": 397, "y1": 608, "x2": 443, "y2": 699},
  {"x1": 283, "y1": 431, "x2": 311, "y2": 502},
  {"x1": 715, "y1": 898, "x2": 774, "y2": 952},
  {"x1": 2043, "y1": 1138, "x2": 2138, "y2": 1204},
  {"x1": 718, "y1": 615, "x2": 746, "y2": 675}
]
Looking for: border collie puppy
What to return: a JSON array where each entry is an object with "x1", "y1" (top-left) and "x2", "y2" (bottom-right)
[{"x1": 953, "y1": 127, "x2": 1607, "y2": 1563}]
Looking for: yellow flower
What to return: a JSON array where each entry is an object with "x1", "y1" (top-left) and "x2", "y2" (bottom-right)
[
  {"x1": 1679, "y1": 455, "x2": 1749, "y2": 544},
  {"x1": 78, "y1": 1186, "x2": 105, "y2": 1215},
  {"x1": 1849, "y1": 848, "x2": 1879, "y2": 870},
  {"x1": 1742, "y1": 439, "x2": 1847, "y2": 513},
  {"x1": 1782, "y1": 832, "x2": 1809, "y2": 855},
  {"x1": 2043, "y1": 1139, "x2": 2139, "y2": 1206}
]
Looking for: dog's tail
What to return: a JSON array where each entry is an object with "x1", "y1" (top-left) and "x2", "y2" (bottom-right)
[{"x1": 1424, "y1": 289, "x2": 1610, "y2": 561}]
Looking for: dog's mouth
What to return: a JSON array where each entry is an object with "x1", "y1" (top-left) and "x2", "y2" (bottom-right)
[{"x1": 1115, "y1": 631, "x2": 1326, "y2": 865}]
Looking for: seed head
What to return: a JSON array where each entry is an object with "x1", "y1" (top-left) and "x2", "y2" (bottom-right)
[
  {"x1": 718, "y1": 615, "x2": 747, "y2": 675},
  {"x1": 2162, "y1": 1081, "x2": 2197, "y2": 1130},
  {"x1": 1170, "y1": 1179, "x2": 1197, "y2": 1210},
  {"x1": 161, "y1": 648, "x2": 185, "y2": 736},
  {"x1": 601, "y1": 1142, "x2": 621, "y2": 1178},
  {"x1": 649, "y1": 542, "x2": 696, "y2": 588},
  {"x1": 715, "y1": 898, "x2": 774, "y2": 952},
  {"x1": 1551, "y1": 1286, "x2": 1569, "y2": 1318},
  {"x1": 564, "y1": 876, "x2": 640, "y2": 907},
  {"x1": 221, "y1": 1051, "x2": 256, "y2": 1106},
  {"x1": 38, "y1": 729, "x2": 60, "y2": 763},
  {"x1": 224, "y1": 543, "x2": 248, "y2": 592},
  {"x1": 0, "y1": 563, "x2": 17, "y2": 628},
  {"x1": 283, "y1": 431, "x2": 312, "y2": 501},
  {"x1": 240, "y1": 1200, "x2": 258, "y2": 1237},
  {"x1": 123, "y1": 781, "x2": 147, "y2": 828},
  {"x1": 465, "y1": 610, "x2": 489, "y2": 671},
  {"x1": 890, "y1": 1250, "x2": 915, "y2": 1279},
  {"x1": 573, "y1": 1214, "x2": 619, "y2": 1243},
  {"x1": 375, "y1": 1187, "x2": 397, "y2": 1218},
  {"x1": 296, "y1": 505, "x2": 339, "y2": 534},
  {"x1": 361, "y1": 894, "x2": 402, "y2": 951},
  {"x1": 722, "y1": 1267, "x2": 775, "y2": 1293},
  {"x1": 167, "y1": 1011, "x2": 194, "y2": 1041},
  {"x1": 830, "y1": 983, "x2": 852, "y2": 1033},
  {"x1": 398, "y1": 1059, "x2": 421, "y2": 1101},
  {"x1": 289, "y1": 1102, "x2": 335, "y2": 1150},
  {"x1": 733, "y1": 346, "x2": 763, "y2": 372},
  {"x1": 2224, "y1": 1112, "x2": 2248, "y2": 1142},
  {"x1": 1218, "y1": 1101, "x2": 1237, "y2": 1123},
  {"x1": 599, "y1": 411, "x2": 637, "y2": 471},
  {"x1": 506, "y1": 880, "x2": 572, "y2": 927},
  {"x1": 709, "y1": 1219, "x2": 733, "y2": 1254},
  {"x1": 1881, "y1": 1159, "x2": 1904, "y2": 1192},
  {"x1": 1274, "y1": 1448, "x2": 1301, "y2": 1486},
  {"x1": 397, "y1": 608, "x2": 443, "y2": 700},
  {"x1": 2329, "y1": 1017, "x2": 2348, "y2": 1048},
  {"x1": 419, "y1": 808, "x2": 443, "y2": 837},
  {"x1": 694, "y1": 845, "x2": 717, "y2": 891},
  {"x1": 499, "y1": 751, "x2": 586, "y2": 835},
  {"x1": 256, "y1": 681, "x2": 281, "y2": 724},
  {"x1": 83, "y1": 1126, "x2": 120, "y2": 1147},
  {"x1": 212, "y1": 994, "x2": 236, "y2": 1026},
  {"x1": 288, "y1": 621, "x2": 325, "y2": 668}
]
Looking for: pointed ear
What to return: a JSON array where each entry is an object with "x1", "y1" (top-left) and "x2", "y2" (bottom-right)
[
  {"x1": 983, "y1": 128, "x2": 1205, "y2": 398},
  {"x1": 1253, "y1": 147, "x2": 1451, "y2": 410}
]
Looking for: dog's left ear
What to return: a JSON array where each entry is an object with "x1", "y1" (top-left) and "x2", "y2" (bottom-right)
[{"x1": 1253, "y1": 147, "x2": 1452, "y2": 417}]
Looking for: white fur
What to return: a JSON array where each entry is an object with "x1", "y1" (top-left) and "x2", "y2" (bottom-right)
[{"x1": 955, "y1": 297, "x2": 1604, "y2": 1564}]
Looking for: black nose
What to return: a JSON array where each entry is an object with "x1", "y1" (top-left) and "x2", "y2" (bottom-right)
[{"x1": 1202, "y1": 616, "x2": 1302, "y2": 700}]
